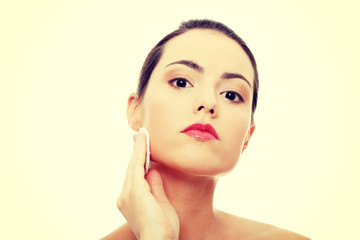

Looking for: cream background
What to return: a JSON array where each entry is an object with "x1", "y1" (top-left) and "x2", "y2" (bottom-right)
[{"x1": 1, "y1": 0, "x2": 359, "y2": 239}]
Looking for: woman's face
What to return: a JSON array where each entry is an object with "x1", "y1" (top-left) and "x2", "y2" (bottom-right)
[{"x1": 130, "y1": 29, "x2": 255, "y2": 176}]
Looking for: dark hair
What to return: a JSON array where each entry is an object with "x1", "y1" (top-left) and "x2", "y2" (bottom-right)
[{"x1": 137, "y1": 19, "x2": 259, "y2": 122}]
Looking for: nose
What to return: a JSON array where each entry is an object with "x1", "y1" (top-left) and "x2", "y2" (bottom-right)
[
  {"x1": 194, "y1": 93, "x2": 218, "y2": 118},
  {"x1": 197, "y1": 106, "x2": 215, "y2": 114}
]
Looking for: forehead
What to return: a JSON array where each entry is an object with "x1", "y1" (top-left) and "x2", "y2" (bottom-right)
[{"x1": 157, "y1": 29, "x2": 254, "y2": 83}]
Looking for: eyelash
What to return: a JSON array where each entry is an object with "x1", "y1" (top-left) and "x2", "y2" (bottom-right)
[
  {"x1": 220, "y1": 91, "x2": 244, "y2": 103},
  {"x1": 168, "y1": 78, "x2": 193, "y2": 89},
  {"x1": 168, "y1": 78, "x2": 244, "y2": 103}
]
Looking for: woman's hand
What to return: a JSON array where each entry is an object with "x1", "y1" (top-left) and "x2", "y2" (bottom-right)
[{"x1": 117, "y1": 133, "x2": 180, "y2": 240}]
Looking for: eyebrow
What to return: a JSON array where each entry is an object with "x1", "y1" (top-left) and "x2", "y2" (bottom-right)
[
  {"x1": 166, "y1": 60, "x2": 252, "y2": 88},
  {"x1": 166, "y1": 60, "x2": 204, "y2": 73},
  {"x1": 221, "y1": 72, "x2": 252, "y2": 88}
]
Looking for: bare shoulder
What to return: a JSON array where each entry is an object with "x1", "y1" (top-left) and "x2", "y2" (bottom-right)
[
  {"x1": 216, "y1": 210, "x2": 311, "y2": 240},
  {"x1": 101, "y1": 223, "x2": 136, "y2": 240}
]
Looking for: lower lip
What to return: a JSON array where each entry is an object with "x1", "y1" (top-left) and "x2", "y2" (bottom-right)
[{"x1": 182, "y1": 130, "x2": 217, "y2": 141}]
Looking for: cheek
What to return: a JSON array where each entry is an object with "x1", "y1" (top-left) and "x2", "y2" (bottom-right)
[
  {"x1": 219, "y1": 110, "x2": 251, "y2": 167},
  {"x1": 140, "y1": 93, "x2": 188, "y2": 164},
  {"x1": 142, "y1": 98, "x2": 174, "y2": 143}
]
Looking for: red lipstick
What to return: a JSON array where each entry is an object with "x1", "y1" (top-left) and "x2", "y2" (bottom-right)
[{"x1": 181, "y1": 122, "x2": 219, "y2": 141}]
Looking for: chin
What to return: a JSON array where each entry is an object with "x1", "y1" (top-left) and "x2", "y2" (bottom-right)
[{"x1": 150, "y1": 148, "x2": 239, "y2": 177}]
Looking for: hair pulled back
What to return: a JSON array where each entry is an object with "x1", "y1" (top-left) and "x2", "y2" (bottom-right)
[{"x1": 137, "y1": 19, "x2": 259, "y2": 122}]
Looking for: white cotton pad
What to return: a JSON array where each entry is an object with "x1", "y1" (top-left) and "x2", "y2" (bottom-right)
[{"x1": 139, "y1": 128, "x2": 151, "y2": 174}]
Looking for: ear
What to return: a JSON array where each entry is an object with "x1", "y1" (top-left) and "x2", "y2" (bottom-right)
[
  {"x1": 241, "y1": 124, "x2": 255, "y2": 153},
  {"x1": 127, "y1": 93, "x2": 143, "y2": 131}
]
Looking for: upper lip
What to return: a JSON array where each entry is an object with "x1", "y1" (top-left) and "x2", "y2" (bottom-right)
[{"x1": 181, "y1": 122, "x2": 219, "y2": 140}]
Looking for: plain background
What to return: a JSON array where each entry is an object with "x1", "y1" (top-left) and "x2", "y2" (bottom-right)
[{"x1": 1, "y1": 0, "x2": 359, "y2": 239}]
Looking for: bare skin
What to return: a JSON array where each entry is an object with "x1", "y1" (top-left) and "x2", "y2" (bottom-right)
[
  {"x1": 102, "y1": 29, "x2": 310, "y2": 240},
  {"x1": 101, "y1": 134, "x2": 309, "y2": 240},
  {"x1": 103, "y1": 211, "x2": 310, "y2": 240}
]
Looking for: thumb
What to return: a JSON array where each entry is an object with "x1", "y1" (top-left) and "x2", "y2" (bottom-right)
[{"x1": 145, "y1": 169, "x2": 170, "y2": 204}]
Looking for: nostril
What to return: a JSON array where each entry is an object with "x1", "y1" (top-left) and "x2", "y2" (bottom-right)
[
  {"x1": 210, "y1": 109, "x2": 214, "y2": 114},
  {"x1": 198, "y1": 106, "x2": 204, "y2": 111}
]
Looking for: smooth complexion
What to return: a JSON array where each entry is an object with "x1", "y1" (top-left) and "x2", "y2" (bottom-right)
[
  {"x1": 133, "y1": 29, "x2": 255, "y2": 176},
  {"x1": 103, "y1": 29, "x2": 309, "y2": 240}
]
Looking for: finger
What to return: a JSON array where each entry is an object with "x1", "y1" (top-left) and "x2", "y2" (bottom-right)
[
  {"x1": 127, "y1": 133, "x2": 145, "y2": 168},
  {"x1": 133, "y1": 133, "x2": 147, "y2": 174},
  {"x1": 145, "y1": 169, "x2": 170, "y2": 204},
  {"x1": 122, "y1": 133, "x2": 145, "y2": 182},
  {"x1": 119, "y1": 134, "x2": 149, "y2": 210},
  {"x1": 124, "y1": 134, "x2": 136, "y2": 174},
  {"x1": 126, "y1": 132, "x2": 147, "y2": 183}
]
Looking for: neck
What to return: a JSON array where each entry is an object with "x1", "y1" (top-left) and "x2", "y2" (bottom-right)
[{"x1": 151, "y1": 163, "x2": 218, "y2": 239}]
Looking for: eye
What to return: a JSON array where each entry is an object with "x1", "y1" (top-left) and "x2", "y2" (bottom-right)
[
  {"x1": 220, "y1": 91, "x2": 244, "y2": 103},
  {"x1": 169, "y1": 78, "x2": 193, "y2": 88}
]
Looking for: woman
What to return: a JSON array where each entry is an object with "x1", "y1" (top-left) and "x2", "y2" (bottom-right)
[{"x1": 103, "y1": 19, "x2": 309, "y2": 240}]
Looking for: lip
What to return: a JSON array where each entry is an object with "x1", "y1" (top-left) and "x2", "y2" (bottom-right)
[{"x1": 181, "y1": 122, "x2": 219, "y2": 141}]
